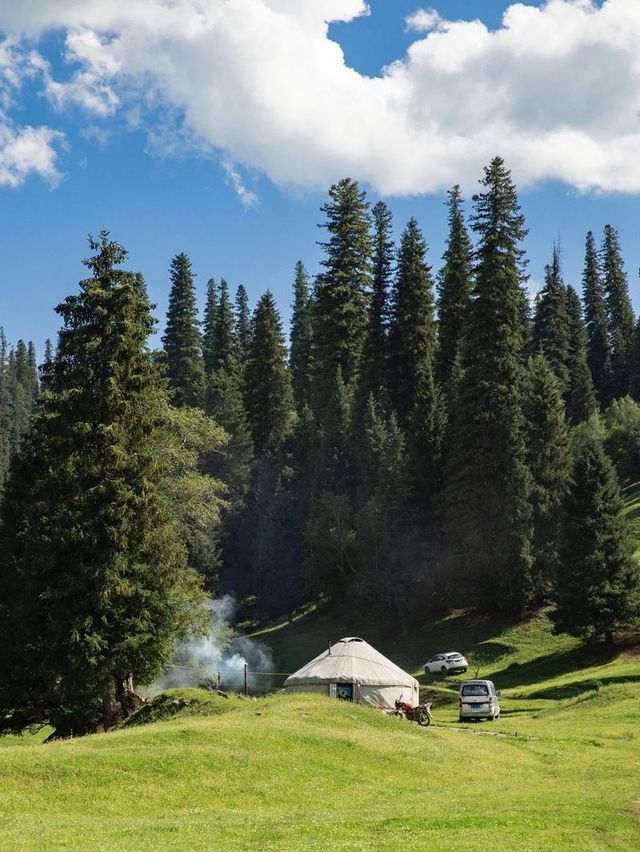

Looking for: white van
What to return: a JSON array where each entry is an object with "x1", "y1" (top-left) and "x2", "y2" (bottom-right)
[{"x1": 458, "y1": 679, "x2": 500, "y2": 721}]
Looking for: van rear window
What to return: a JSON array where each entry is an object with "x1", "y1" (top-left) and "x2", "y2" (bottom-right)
[{"x1": 462, "y1": 684, "x2": 489, "y2": 696}]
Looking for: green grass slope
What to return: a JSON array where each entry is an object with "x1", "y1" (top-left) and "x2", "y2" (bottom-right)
[
  {"x1": 2, "y1": 491, "x2": 640, "y2": 849},
  {"x1": 0, "y1": 683, "x2": 638, "y2": 851}
]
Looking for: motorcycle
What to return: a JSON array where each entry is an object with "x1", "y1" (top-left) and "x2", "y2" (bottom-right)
[{"x1": 393, "y1": 697, "x2": 432, "y2": 726}]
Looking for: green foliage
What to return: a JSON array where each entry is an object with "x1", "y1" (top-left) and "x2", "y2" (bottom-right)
[
  {"x1": 388, "y1": 217, "x2": 437, "y2": 424},
  {"x1": 565, "y1": 285, "x2": 597, "y2": 425},
  {"x1": 435, "y1": 185, "x2": 473, "y2": 402},
  {"x1": 157, "y1": 405, "x2": 228, "y2": 589},
  {"x1": 244, "y1": 291, "x2": 293, "y2": 455},
  {"x1": 444, "y1": 157, "x2": 533, "y2": 612},
  {"x1": 405, "y1": 364, "x2": 447, "y2": 509},
  {"x1": 0, "y1": 233, "x2": 207, "y2": 736},
  {"x1": 603, "y1": 396, "x2": 640, "y2": 483},
  {"x1": 202, "y1": 278, "x2": 218, "y2": 376},
  {"x1": 0, "y1": 332, "x2": 39, "y2": 495},
  {"x1": 531, "y1": 245, "x2": 570, "y2": 393},
  {"x1": 582, "y1": 231, "x2": 611, "y2": 406},
  {"x1": 602, "y1": 225, "x2": 635, "y2": 401},
  {"x1": 289, "y1": 261, "x2": 314, "y2": 413},
  {"x1": 555, "y1": 434, "x2": 640, "y2": 641},
  {"x1": 357, "y1": 200, "x2": 393, "y2": 410},
  {"x1": 162, "y1": 253, "x2": 205, "y2": 408},
  {"x1": 313, "y1": 178, "x2": 371, "y2": 409},
  {"x1": 234, "y1": 284, "x2": 251, "y2": 357},
  {"x1": 212, "y1": 278, "x2": 240, "y2": 374},
  {"x1": 522, "y1": 355, "x2": 570, "y2": 595}
]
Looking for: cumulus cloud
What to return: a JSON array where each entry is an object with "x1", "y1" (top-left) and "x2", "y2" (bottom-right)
[
  {"x1": 1, "y1": 0, "x2": 640, "y2": 195},
  {"x1": 0, "y1": 37, "x2": 63, "y2": 187}
]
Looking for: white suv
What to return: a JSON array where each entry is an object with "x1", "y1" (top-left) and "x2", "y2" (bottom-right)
[
  {"x1": 458, "y1": 679, "x2": 500, "y2": 721},
  {"x1": 424, "y1": 652, "x2": 468, "y2": 675}
]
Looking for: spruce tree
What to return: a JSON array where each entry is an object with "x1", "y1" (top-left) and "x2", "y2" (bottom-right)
[
  {"x1": 0, "y1": 233, "x2": 206, "y2": 735},
  {"x1": 582, "y1": 231, "x2": 610, "y2": 406},
  {"x1": 313, "y1": 178, "x2": 371, "y2": 409},
  {"x1": 0, "y1": 329, "x2": 10, "y2": 492},
  {"x1": 555, "y1": 435, "x2": 640, "y2": 642},
  {"x1": 357, "y1": 201, "x2": 394, "y2": 409},
  {"x1": 405, "y1": 364, "x2": 447, "y2": 510},
  {"x1": 602, "y1": 225, "x2": 635, "y2": 400},
  {"x1": 628, "y1": 317, "x2": 640, "y2": 403},
  {"x1": 162, "y1": 252, "x2": 205, "y2": 408},
  {"x1": 235, "y1": 284, "x2": 251, "y2": 356},
  {"x1": 388, "y1": 217, "x2": 437, "y2": 425},
  {"x1": 244, "y1": 291, "x2": 293, "y2": 455},
  {"x1": 289, "y1": 261, "x2": 314, "y2": 413},
  {"x1": 435, "y1": 186, "x2": 473, "y2": 397},
  {"x1": 565, "y1": 285, "x2": 597, "y2": 425},
  {"x1": 531, "y1": 246, "x2": 570, "y2": 393},
  {"x1": 444, "y1": 157, "x2": 533, "y2": 612},
  {"x1": 202, "y1": 278, "x2": 218, "y2": 376},
  {"x1": 522, "y1": 355, "x2": 570, "y2": 595},
  {"x1": 213, "y1": 278, "x2": 239, "y2": 373}
]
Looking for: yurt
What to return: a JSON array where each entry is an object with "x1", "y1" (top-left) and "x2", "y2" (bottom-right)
[{"x1": 284, "y1": 637, "x2": 419, "y2": 709}]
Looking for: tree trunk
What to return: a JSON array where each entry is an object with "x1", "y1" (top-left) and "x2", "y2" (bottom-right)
[
  {"x1": 102, "y1": 682, "x2": 117, "y2": 731},
  {"x1": 605, "y1": 629, "x2": 614, "y2": 646},
  {"x1": 116, "y1": 673, "x2": 143, "y2": 719}
]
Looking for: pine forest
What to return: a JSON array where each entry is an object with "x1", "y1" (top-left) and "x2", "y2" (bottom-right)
[{"x1": 1, "y1": 157, "x2": 639, "y2": 734}]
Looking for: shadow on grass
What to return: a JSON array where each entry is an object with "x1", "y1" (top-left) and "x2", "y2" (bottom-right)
[
  {"x1": 485, "y1": 643, "x2": 620, "y2": 690},
  {"x1": 529, "y1": 673, "x2": 640, "y2": 700}
]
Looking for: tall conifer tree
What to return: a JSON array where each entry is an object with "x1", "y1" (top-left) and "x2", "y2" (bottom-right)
[
  {"x1": 202, "y1": 278, "x2": 218, "y2": 376},
  {"x1": 565, "y1": 285, "x2": 597, "y2": 425},
  {"x1": 0, "y1": 233, "x2": 206, "y2": 734},
  {"x1": 522, "y1": 355, "x2": 570, "y2": 595},
  {"x1": 162, "y1": 253, "x2": 205, "y2": 408},
  {"x1": 235, "y1": 284, "x2": 251, "y2": 357},
  {"x1": 531, "y1": 246, "x2": 570, "y2": 393},
  {"x1": 602, "y1": 225, "x2": 635, "y2": 400},
  {"x1": 444, "y1": 157, "x2": 533, "y2": 611},
  {"x1": 313, "y1": 178, "x2": 371, "y2": 409},
  {"x1": 582, "y1": 231, "x2": 610, "y2": 406},
  {"x1": 244, "y1": 291, "x2": 293, "y2": 455},
  {"x1": 289, "y1": 261, "x2": 314, "y2": 413},
  {"x1": 555, "y1": 435, "x2": 640, "y2": 642},
  {"x1": 388, "y1": 217, "x2": 437, "y2": 425},
  {"x1": 436, "y1": 186, "x2": 472, "y2": 396},
  {"x1": 358, "y1": 201, "x2": 394, "y2": 409}
]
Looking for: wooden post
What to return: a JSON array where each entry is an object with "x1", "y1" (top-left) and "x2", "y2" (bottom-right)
[
  {"x1": 217, "y1": 671, "x2": 221, "y2": 689},
  {"x1": 328, "y1": 641, "x2": 332, "y2": 655},
  {"x1": 244, "y1": 663, "x2": 248, "y2": 696}
]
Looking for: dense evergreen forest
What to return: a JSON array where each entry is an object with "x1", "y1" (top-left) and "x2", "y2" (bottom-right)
[{"x1": 1, "y1": 157, "x2": 639, "y2": 734}]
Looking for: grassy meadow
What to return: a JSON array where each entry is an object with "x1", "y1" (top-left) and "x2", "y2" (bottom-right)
[{"x1": 1, "y1": 607, "x2": 639, "y2": 851}]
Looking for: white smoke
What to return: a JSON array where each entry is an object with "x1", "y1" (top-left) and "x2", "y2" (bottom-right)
[{"x1": 144, "y1": 594, "x2": 275, "y2": 696}]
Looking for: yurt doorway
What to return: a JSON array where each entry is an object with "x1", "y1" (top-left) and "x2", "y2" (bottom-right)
[{"x1": 334, "y1": 684, "x2": 354, "y2": 701}]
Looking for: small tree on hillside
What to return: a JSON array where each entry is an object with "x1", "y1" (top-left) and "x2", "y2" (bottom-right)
[{"x1": 554, "y1": 436, "x2": 640, "y2": 642}]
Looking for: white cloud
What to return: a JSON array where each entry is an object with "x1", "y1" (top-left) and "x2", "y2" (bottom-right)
[
  {"x1": 0, "y1": 122, "x2": 64, "y2": 188},
  {"x1": 1, "y1": 1, "x2": 640, "y2": 195},
  {"x1": 0, "y1": 37, "x2": 64, "y2": 187},
  {"x1": 405, "y1": 9, "x2": 444, "y2": 33},
  {"x1": 222, "y1": 158, "x2": 259, "y2": 209}
]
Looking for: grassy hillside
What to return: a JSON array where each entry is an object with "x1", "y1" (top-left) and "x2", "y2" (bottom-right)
[
  {"x1": 2, "y1": 492, "x2": 639, "y2": 849},
  {"x1": 1, "y1": 613, "x2": 639, "y2": 850}
]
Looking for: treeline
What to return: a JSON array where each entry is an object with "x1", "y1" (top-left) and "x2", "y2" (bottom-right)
[
  {"x1": 158, "y1": 157, "x2": 640, "y2": 638},
  {"x1": 0, "y1": 332, "x2": 40, "y2": 493},
  {"x1": 1, "y1": 157, "x2": 639, "y2": 736}
]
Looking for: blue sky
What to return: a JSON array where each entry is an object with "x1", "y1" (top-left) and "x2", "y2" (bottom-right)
[{"x1": 0, "y1": 0, "x2": 637, "y2": 357}]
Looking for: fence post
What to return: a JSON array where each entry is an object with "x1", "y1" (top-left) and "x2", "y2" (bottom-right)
[{"x1": 244, "y1": 664, "x2": 248, "y2": 696}]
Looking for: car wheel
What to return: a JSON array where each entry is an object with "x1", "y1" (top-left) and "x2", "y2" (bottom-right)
[{"x1": 440, "y1": 665, "x2": 448, "y2": 675}]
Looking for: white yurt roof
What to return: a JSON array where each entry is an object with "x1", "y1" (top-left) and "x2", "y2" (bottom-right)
[{"x1": 284, "y1": 637, "x2": 418, "y2": 688}]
